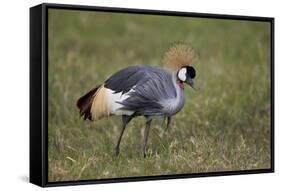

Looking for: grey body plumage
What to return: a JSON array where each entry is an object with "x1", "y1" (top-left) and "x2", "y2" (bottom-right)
[{"x1": 107, "y1": 65, "x2": 185, "y2": 117}]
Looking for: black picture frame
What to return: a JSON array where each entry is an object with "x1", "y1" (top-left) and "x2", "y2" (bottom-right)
[{"x1": 30, "y1": 3, "x2": 275, "y2": 187}]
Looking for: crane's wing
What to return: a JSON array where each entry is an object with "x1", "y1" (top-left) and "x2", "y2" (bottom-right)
[
  {"x1": 104, "y1": 65, "x2": 148, "y2": 94},
  {"x1": 115, "y1": 66, "x2": 177, "y2": 116}
]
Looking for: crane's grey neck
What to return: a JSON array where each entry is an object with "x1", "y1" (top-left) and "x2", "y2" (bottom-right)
[
  {"x1": 159, "y1": 71, "x2": 186, "y2": 116},
  {"x1": 171, "y1": 71, "x2": 185, "y2": 98}
]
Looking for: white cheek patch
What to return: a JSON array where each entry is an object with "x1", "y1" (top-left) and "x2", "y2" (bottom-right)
[{"x1": 178, "y1": 68, "x2": 187, "y2": 81}]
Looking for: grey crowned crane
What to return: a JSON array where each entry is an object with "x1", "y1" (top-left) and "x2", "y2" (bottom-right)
[{"x1": 76, "y1": 44, "x2": 197, "y2": 157}]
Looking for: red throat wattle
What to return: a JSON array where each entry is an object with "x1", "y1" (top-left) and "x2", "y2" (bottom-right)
[{"x1": 176, "y1": 80, "x2": 185, "y2": 90}]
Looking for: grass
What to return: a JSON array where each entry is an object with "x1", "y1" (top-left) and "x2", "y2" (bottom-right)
[{"x1": 47, "y1": 9, "x2": 271, "y2": 182}]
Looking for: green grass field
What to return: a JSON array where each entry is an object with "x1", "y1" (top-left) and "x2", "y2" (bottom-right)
[{"x1": 48, "y1": 9, "x2": 271, "y2": 182}]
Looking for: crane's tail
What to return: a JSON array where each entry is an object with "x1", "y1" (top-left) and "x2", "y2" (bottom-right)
[
  {"x1": 76, "y1": 84, "x2": 112, "y2": 121},
  {"x1": 76, "y1": 85, "x2": 101, "y2": 120}
]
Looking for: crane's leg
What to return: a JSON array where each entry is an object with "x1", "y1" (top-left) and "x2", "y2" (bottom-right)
[
  {"x1": 143, "y1": 118, "x2": 152, "y2": 158},
  {"x1": 166, "y1": 116, "x2": 172, "y2": 131},
  {"x1": 114, "y1": 115, "x2": 132, "y2": 157}
]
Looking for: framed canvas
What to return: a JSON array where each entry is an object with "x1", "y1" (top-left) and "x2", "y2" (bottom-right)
[{"x1": 30, "y1": 3, "x2": 274, "y2": 187}]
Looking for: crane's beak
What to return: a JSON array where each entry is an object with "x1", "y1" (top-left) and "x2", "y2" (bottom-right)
[{"x1": 185, "y1": 77, "x2": 195, "y2": 90}]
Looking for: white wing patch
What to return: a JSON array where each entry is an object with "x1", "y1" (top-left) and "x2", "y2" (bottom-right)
[
  {"x1": 178, "y1": 67, "x2": 186, "y2": 81},
  {"x1": 107, "y1": 88, "x2": 135, "y2": 116}
]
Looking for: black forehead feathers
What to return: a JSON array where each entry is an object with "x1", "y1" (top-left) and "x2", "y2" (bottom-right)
[{"x1": 185, "y1": 66, "x2": 196, "y2": 79}]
